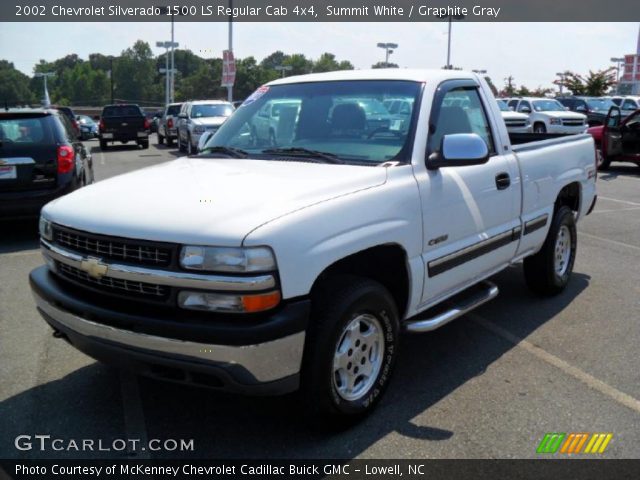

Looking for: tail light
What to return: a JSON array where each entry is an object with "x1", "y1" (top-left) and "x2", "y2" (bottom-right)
[
  {"x1": 167, "y1": 118, "x2": 173, "y2": 129},
  {"x1": 99, "y1": 119, "x2": 105, "y2": 131},
  {"x1": 57, "y1": 146, "x2": 74, "y2": 174},
  {"x1": 72, "y1": 119, "x2": 79, "y2": 132},
  {"x1": 144, "y1": 117, "x2": 150, "y2": 130}
]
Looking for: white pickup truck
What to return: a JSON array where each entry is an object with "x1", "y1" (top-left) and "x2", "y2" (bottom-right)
[{"x1": 31, "y1": 70, "x2": 597, "y2": 422}]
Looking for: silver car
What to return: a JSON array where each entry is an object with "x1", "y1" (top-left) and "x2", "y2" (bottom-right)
[
  {"x1": 157, "y1": 102, "x2": 182, "y2": 147},
  {"x1": 177, "y1": 100, "x2": 234, "y2": 154}
]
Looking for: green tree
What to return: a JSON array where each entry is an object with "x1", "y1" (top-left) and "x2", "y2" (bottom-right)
[
  {"x1": 0, "y1": 61, "x2": 36, "y2": 106},
  {"x1": 114, "y1": 40, "x2": 155, "y2": 103},
  {"x1": 556, "y1": 69, "x2": 616, "y2": 96},
  {"x1": 372, "y1": 61, "x2": 399, "y2": 69}
]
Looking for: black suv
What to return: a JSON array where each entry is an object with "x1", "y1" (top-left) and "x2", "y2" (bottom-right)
[
  {"x1": 0, "y1": 109, "x2": 93, "y2": 218},
  {"x1": 556, "y1": 96, "x2": 616, "y2": 127}
]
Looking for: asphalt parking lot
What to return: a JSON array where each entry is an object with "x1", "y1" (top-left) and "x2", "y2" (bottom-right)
[{"x1": 1, "y1": 136, "x2": 639, "y2": 460}]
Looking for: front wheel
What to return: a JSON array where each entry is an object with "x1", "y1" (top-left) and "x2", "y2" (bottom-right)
[
  {"x1": 157, "y1": 133, "x2": 164, "y2": 145},
  {"x1": 523, "y1": 205, "x2": 577, "y2": 296},
  {"x1": 597, "y1": 149, "x2": 612, "y2": 170},
  {"x1": 534, "y1": 123, "x2": 547, "y2": 134},
  {"x1": 302, "y1": 275, "x2": 399, "y2": 424}
]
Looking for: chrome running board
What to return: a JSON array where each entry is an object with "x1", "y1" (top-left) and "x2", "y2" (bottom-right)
[{"x1": 405, "y1": 281, "x2": 499, "y2": 333}]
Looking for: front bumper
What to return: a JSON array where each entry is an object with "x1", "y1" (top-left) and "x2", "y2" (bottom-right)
[
  {"x1": 506, "y1": 125, "x2": 533, "y2": 134},
  {"x1": 547, "y1": 124, "x2": 588, "y2": 134},
  {"x1": 29, "y1": 265, "x2": 309, "y2": 394}
]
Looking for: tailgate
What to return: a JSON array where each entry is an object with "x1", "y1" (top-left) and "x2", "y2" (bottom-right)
[{"x1": 102, "y1": 116, "x2": 146, "y2": 136}]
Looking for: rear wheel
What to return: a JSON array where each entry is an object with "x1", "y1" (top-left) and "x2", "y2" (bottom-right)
[
  {"x1": 534, "y1": 123, "x2": 547, "y2": 134},
  {"x1": 99, "y1": 140, "x2": 108, "y2": 150},
  {"x1": 302, "y1": 275, "x2": 399, "y2": 424},
  {"x1": 139, "y1": 141, "x2": 149, "y2": 149},
  {"x1": 523, "y1": 205, "x2": 577, "y2": 296},
  {"x1": 157, "y1": 133, "x2": 164, "y2": 145},
  {"x1": 166, "y1": 136, "x2": 174, "y2": 147}
]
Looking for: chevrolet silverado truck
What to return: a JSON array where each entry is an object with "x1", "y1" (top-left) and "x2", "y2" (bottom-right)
[
  {"x1": 98, "y1": 104, "x2": 150, "y2": 150},
  {"x1": 30, "y1": 70, "x2": 597, "y2": 421}
]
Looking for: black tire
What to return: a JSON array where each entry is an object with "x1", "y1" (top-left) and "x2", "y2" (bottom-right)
[
  {"x1": 301, "y1": 275, "x2": 399, "y2": 424},
  {"x1": 523, "y1": 205, "x2": 577, "y2": 296},
  {"x1": 534, "y1": 123, "x2": 547, "y2": 134},
  {"x1": 166, "y1": 137, "x2": 174, "y2": 147},
  {"x1": 178, "y1": 134, "x2": 187, "y2": 153},
  {"x1": 140, "y1": 141, "x2": 149, "y2": 149},
  {"x1": 157, "y1": 133, "x2": 164, "y2": 145},
  {"x1": 99, "y1": 140, "x2": 108, "y2": 150},
  {"x1": 597, "y1": 149, "x2": 612, "y2": 170}
]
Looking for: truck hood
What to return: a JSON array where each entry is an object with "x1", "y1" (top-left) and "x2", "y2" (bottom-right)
[
  {"x1": 192, "y1": 117, "x2": 228, "y2": 127},
  {"x1": 43, "y1": 157, "x2": 387, "y2": 245},
  {"x1": 541, "y1": 111, "x2": 586, "y2": 120}
]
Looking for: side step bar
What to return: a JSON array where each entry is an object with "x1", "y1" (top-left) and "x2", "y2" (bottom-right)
[{"x1": 404, "y1": 281, "x2": 499, "y2": 333}]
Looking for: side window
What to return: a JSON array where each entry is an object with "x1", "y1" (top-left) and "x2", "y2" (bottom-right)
[
  {"x1": 517, "y1": 101, "x2": 531, "y2": 113},
  {"x1": 57, "y1": 114, "x2": 75, "y2": 142},
  {"x1": 507, "y1": 100, "x2": 518, "y2": 110},
  {"x1": 428, "y1": 87, "x2": 495, "y2": 156},
  {"x1": 622, "y1": 100, "x2": 634, "y2": 110}
]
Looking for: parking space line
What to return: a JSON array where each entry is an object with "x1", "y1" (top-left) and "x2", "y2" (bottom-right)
[
  {"x1": 470, "y1": 313, "x2": 640, "y2": 415},
  {"x1": 590, "y1": 207, "x2": 640, "y2": 214},
  {"x1": 579, "y1": 232, "x2": 640, "y2": 252},
  {"x1": 599, "y1": 196, "x2": 640, "y2": 207},
  {"x1": 119, "y1": 371, "x2": 150, "y2": 460}
]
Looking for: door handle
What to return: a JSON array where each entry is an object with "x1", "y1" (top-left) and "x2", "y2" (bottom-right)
[{"x1": 495, "y1": 172, "x2": 511, "y2": 190}]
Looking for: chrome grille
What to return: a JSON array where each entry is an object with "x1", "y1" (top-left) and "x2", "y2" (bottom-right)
[
  {"x1": 54, "y1": 227, "x2": 172, "y2": 267},
  {"x1": 562, "y1": 119, "x2": 584, "y2": 126},
  {"x1": 57, "y1": 262, "x2": 169, "y2": 298},
  {"x1": 506, "y1": 120, "x2": 527, "y2": 127}
]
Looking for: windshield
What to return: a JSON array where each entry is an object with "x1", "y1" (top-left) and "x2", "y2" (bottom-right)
[
  {"x1": 532, "y1": 100, "x2": 566, "y2": 112},
  {"x1": 497, "y1": 100, "x2": 510, "y2": 112},
  {"x1": 587, "y1": 98, "x2": 615, "y2": 111},
  {"x1": 204, "y1": 80, "x2": 422, "y2": 164},
  {"x1": 191, "y1": 104, "x2": 233, "y2": 118}
]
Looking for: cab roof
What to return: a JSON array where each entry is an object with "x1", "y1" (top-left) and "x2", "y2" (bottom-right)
[{"x1": 266, "y1": 68, "x2": 481, "y2": 86}]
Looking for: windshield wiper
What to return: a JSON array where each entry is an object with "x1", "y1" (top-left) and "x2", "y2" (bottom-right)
[
  {"x1": 198, "y1": 146, "x2": 248, "y2": 158},
  {"x1": 260, "y1": 147, "x2": 344, "y2": 164}
]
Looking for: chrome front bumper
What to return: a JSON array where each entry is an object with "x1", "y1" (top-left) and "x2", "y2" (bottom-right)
[{"x1": 32, "y1": 289, "x2": 305, "y2": 386}]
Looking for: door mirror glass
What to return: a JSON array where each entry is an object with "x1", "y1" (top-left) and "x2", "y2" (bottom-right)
[
  {"x1": 576, "y1": 105, "x2": 587, "y2": 112},
  {"x1": 178, "y1": 113, "x2": 188, "y2": 119},
  {"x1": 427, "y1": 133, "x2": 489, "y2": 170},
  {"x1": 520, "y1": 107, "x2": 531, "y2": 114}
]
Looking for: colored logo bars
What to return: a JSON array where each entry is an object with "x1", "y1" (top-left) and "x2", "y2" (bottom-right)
[{"x1": 537, "y1": 433, "x2": 613, "y2": 454}]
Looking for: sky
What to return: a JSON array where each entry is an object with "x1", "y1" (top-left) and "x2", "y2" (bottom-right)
[{"x1": 1, "y1": 22, "x2": 639, "y2": 91}]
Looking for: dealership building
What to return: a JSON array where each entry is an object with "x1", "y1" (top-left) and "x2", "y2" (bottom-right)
[{"x1": 619, "y1": 25, "x2": 640, "y2": 95}]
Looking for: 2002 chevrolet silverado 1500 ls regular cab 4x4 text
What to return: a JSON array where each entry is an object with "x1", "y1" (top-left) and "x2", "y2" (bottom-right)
[{"x1": 30, "y1": 70, "x2": 597, "y2": 422}]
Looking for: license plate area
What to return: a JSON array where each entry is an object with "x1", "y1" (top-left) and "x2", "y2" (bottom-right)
[{"x1": 0, "y1": 165, "x2": 17, "y2": 180}]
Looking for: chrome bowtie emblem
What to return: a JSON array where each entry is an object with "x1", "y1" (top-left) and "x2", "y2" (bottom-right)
[{"x1": 80, "y1": 257, "x2": 108, "y2": 279}]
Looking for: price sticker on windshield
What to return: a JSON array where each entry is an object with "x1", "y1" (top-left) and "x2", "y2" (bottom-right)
[{"x1": 241, "y1": 86, "x2": 269, "y2": 107}]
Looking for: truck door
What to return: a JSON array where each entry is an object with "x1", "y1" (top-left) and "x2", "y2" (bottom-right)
[
  {"x1": 620, "y1": 110, "x2": 640, "y2": 160},
  {"x1": 415, "y1": 80, "x2": 521, "y2": 306},
  {"x1": 603, "y1": 106, "x2": 623, "y2": 159}
]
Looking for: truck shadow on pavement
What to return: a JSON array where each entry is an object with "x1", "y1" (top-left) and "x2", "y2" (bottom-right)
[
  {"x1": 599, "y1": 165, "x2": 640, "y2": 181},
  {"x1": 0, "y1": 266, "x2": 590, "y2": 459}
]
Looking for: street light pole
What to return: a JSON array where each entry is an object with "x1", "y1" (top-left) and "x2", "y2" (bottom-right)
[
  {"x1": 376, "y1": 42, "x2": 398, "y2": 67},
  {"x1": 34, "y1": 72, "x2": 55, "y2": 107},
  {"x1": 556, "y1": 72, "x2": 565, "y2": 95},
  {"x1": 170, "y1": 14, "x2": 175, "y2": 102},
  {"x1": 275, "y1": 65, "x2": 293, "y2": 78},
  {"x1": 611, "y1": 57, "x2": 625, "y2": 95},
  {"x1": 440, "y1": 14, "x2": 465, "y2": 69},
  {"x1": 108, "y1": 57, "x2": 114, "y2": 104},
  {"x1": 227, "y1": 0, "x2": 234, "y2": 102}
]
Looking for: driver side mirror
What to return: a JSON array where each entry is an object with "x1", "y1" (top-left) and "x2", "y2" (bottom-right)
[
  {"x1": 178, "y1": 113, "x2": 188, "y2": 119},
  {"x1": 520, "y1": 107, "x2": 531, "y2": 114},
  {"x1": 427, "y1": 133, "x2": 490, "y2": 170}
]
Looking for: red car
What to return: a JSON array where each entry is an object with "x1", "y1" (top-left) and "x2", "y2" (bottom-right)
[{"x1": 588, "y1": 107, "x2": 640, "y2": 170}]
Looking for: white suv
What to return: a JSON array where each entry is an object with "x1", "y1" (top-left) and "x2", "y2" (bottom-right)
[
  {"x1": 177, "y1": 100, "x2": 234, "y2": 154},
  {"x1": 507, "y1": 97, "x2": 587, "y2": 134}
]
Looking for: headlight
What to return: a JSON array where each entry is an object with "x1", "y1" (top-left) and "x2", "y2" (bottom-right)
[
  {"x1": 178, "y1": 290, "x2": 281, "y2": 313},
  {"x1": 193, "y1": 126, "x2": 205, "y2": 134},
  {"x1": 180, "y1": 246, "x2": 277, "y2": 273},
  {"x1": 39, "y1": 216, "x2": 52, "y2": 241},
  {"x1": 550, "y1": 118, "x2": 562, "y2": 125}
]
